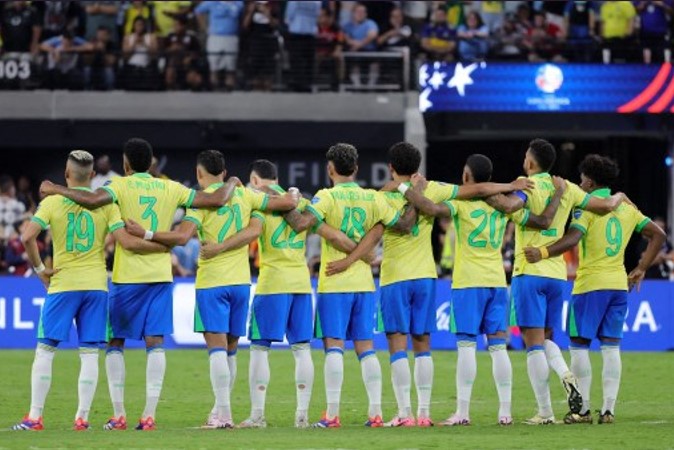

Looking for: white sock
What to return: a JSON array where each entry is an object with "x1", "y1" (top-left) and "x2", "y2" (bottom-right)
[
  {"x1": 292, "y1": 343, "x2": 314, "y2": 415},
  {"x1": 359, "y1": 350, "x2": 382, "y2": 418},
  {"x1": 544, "y1": 339, "x2": 572, "y2": 380},
  {"x1": 324, "y1": 348, "x2": 344, "y2": 419},
  {"x1": 76, "y1": 348, "x2": 99, "y2": 421},
  {"x1": 209, "y1": 348, "x2": 231, "y2": 420},
  {"x1": 29, "y1": 344, "x2": 56, "y2": 419},
  {"x1": 456, "y1": 342, "x2": 476, "y2": 419},
  {"x1": 570, "y1": 346, "x2": 592, "y2": 414},
  {"x1": 601, "y1": 344, "x2": 621, "y2": 414},
  {"x1": 249, "y1": 346, "x2": 270, "y2": 420},
  {"x1": 414, "y1": 352, "x2": 433, "y2": 419},
  {"x1": 228, "y1": 352, "x2": 237, "y2": 393},
  {"x1": 527, "y1": 346, "x2": 553, "y2": 418},
  {"x1": 106, "y1": 347, "x2": 126, "y2": 418},
  {"x1": 390, "y1": 352, "x2": 412, "y2": 418},
  {"x1": 143, "y1": 347, "x2": 166, "y2": 419},
  {"x1": 488, "y1": 341, "x2": 512, "y2": 418}
]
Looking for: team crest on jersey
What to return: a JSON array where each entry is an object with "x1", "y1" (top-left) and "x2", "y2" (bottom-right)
[
  {"x1": 573, "y1": 208, "x2": 582, "y2": 219},
  {"x1": 311, "y1": 196, "x2": 320, "y2": 204},
  {"x1": 103, "y1": 179, "x2": 113, "y2": 186}
]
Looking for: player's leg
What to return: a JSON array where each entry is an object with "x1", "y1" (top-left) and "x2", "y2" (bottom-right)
[
  {"x1": 484, "y1": 288, "x2": 513, "y2": 425},
  {"x1": 597, "y1": 291, "x2": 628, "y2": 424},
  {"x1": 380, "y1": 281, "x2": 414, "y2": 426},
  {"x1": 513, "y1": 276, "x2": 555, "y2": 424},
  {"x1": 351, "y1": 292, "x2": 383, "y2": 427},
  {"x1": 287, "y1": 294, "x2": 315, "y2": 428},
  {"x1": 410, "y1": 279, "x2": 436, "y2": 426},
  {"x1": 226, "y1": 284, "x2": 250, "y2": 396}
]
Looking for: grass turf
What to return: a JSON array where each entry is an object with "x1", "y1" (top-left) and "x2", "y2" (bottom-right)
[{"x1": 0, "y1": 349, "x2": 672, "y2": 449}]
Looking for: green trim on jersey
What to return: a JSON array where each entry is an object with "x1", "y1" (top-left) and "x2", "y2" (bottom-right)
[
  {"x1": 100, "y1": 186, "x2": 117, "y2": 203},
  {"x1": 108, "y1": 222, "x2": 125, "y2": 233},
  {"x1": 31, "y1": 216, "x2": 48, "y2": 230},
  {"x1": 314, "y1": 311, "x2": 323, "y2": 339},
  {"x1": 568, "y1": 303, "x2": 578, "y2": 337},
  {"x1": 183, "y1": 215, "x2": 202, "y2": 229},
  {"x1": 570, "y1": 223, "x2": 587, "y2": 235},
  {"x1": 306, "y1": 205, "x2": 324, "y2": 223},
  {"x1": 185, "y1": 189, "x2": 196, "y2": 208},
  {"x1": 259, "y1": 194, "x2": 269, "y2": 212},
  {"x1": 636, "y1": 217, "x2": 651, "y2": 233},
  {"x1": 194, "y1": 303, "x2": 205, "y2": 333},
  {"x1": 251, "y1": 211, "x2": 265, "y2": 222},
  {"x1": 250, "y1": 309, "x2": 261, "y2": 340},
  {"x1": 334, "y1": 182, "x2": 359, "y2": 188}
]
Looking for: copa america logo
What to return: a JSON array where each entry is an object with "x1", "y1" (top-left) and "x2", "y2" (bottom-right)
[{"x1": 535, "y1": 64, "x2": 564, "y2": 94}]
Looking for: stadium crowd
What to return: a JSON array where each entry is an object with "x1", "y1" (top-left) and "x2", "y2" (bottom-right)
[{"x1": 0, "y1": 1, "x2": 672, "y2": 91}]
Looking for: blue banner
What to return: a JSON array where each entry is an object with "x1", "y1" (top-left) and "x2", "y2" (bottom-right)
[
  {"x1": 419, "y1": 62, "x2": 674, "y2": 113},
  {"x1": 0, "y1": 277, "x2": 671, "y2": 351}
]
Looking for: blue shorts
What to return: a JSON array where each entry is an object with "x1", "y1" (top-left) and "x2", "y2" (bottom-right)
[
  {"x1": 38, "y1": 290, "x2": 108, "y2": 343},
  {"x1": 249, "y1": 293, "x2": 313, "y2": 344},
  {"x1": 315, "y1": 292, "x2": 376, "y2": 341},
  {"x1": 109, "y1": 283, "x2": 173, "y2": 340},
  {"x1": 195, "y1": 285, "x2": 250, "y2": 337},
  {"x1": 568, "y1": 290, "x2": 627, "y2": 340},
  {"x1": 451, "y1": 287, "x2": 508, "y2": 336},
  {"x1": 380, "y1": 279, "x2": 436, "y2": 335},
  {"x1": 511, "y1": 275, "x2": 564, "y2": 329}
]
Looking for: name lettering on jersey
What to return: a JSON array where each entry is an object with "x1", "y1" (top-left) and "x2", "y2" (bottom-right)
[
  {"x1": 330, "y1": 190, "x2": 374, "y2": 202},
  {"x1": 125, "y1": 179, "x2": 167, "y2": 191}
]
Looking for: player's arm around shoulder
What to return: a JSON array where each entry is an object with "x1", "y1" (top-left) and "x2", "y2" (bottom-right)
[
  {"x1": 525, "y1": 176, "x2": 566, "y2": 230},
  {"x1": 399, "y1": 176, "x2": 451, "y2": 218},
  {"x1": 284, "y1": 189, "x2": 324, "y2": 233},
  {"x1": 125, "y1": 218, "x2": 198, "y2": 248},
  {"x1": 325, "y1": 223, "x2": 384, "y2": 276},
  {"x1": 201, "y1": 214, "x2": 264, "y2": 260},
  {"x1": 39, "y1": 180, "x2": 113, "y2": 210},
  {"x1": 190, "y1": 177, "x2": 242, "y2": 209},
  {"x1": 573, "y1": 180, "x2": 625, "y2": 215}
]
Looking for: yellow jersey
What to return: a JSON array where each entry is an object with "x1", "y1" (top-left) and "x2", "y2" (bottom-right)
[
  {"x1": 32, "y1": 189, "x2": 124, "y2": 293},
  {"x1": 570, "y1": 188, "x2": 650, "y2": 294},
  {"x1": 511, "y1": 173, "x2": 590, "y2": 280},
  {"x1": 151, "y1": 1, "x2": 191, "y2": 37},
  {"x1": 255, "y1": 185, "x2": 312, "y2": 295},
  {"x1": 446, "y1": 198, "x2": 508, "y2": 288},
  {"x1": 101, "y1": 172, "x2": 196, "y2": 284},
  {"x1": 307, "y1": 182, "x2": 401, "y2": 293},
  {"x1": 380, "y1": 181, "x2": 459, "y2": 286},
  {"x1": 184, "y1": 184, "x2": 268, "y2": 289}
]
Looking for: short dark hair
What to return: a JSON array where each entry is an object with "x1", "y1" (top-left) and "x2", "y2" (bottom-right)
[
  {"x1": 197, "y1": 149, "x2": 225, "y2": 176},
  {"x1": 326, "y1": 143, "x2": 358, "y2": 176},
  {"x1": 528, "y1": 138, "x2": 556, "y2": 172},
  {"x1": 579, "y1": 154, "x2": 619, "y2": 187},
  {"x1": 466, "y1": 154, "x2": 493, "y2": 183},
  {"x1": 388, "y1": 142, "x2": 421, "y2": 176},
  {"x1": 0, "y1": 175, "x2": 14, "y2": 194},
  {"x1": 123, "y1": 138, "x2": 153, "y2": 172},
  {"x1": 250, "y1": 159, "x2": 278, "y2": 180}
]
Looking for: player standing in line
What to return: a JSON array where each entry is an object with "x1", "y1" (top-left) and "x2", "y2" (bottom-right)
[
  {"x1": 284, "y1": 143, "x2": 417, "y2": 428},
  {"x1": 325, "y1": 143, "x2": 533, "y2": 428},
  {"x1": 524, "y1": 155, "x2": 665, "y2": 425},
  {"x1": 125, "y1": 150, "x2": 299, "y2": 429},
  {"x1": 39, "y1": 139, "x2": 238, "y2": 431},
  {"x1": 12, "y1": 150, "x2": 166, "y2": 431},
  {"x1": 487, "y1": 139, "x2": 626, "y2": 424}
]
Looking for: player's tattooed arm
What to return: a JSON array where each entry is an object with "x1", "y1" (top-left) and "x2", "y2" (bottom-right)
[
  {"x1": 524, "y1": 227, "x2": 584, "y2": 264},
  {"x1": 403, "y1": 188, "x2": 451, "y2": 217},
  {"x1": 265, "y1": 192, "x2": 300, "y2": 212},
  {"x1": 523, "y1": 176, "x2": 566, "y2": 230},
  {"x1": 316, "y1": 223, "x2": 356, "y2": 253},
  {"x1": 325, "y1": 224, "x2": 384, "y2": 276},
  {"x1": 39, "y1": 181, "x2": 113, "y2": 209},
  {"x1": 629, "y1": 220, "x2": 667, "y2": 292},
  {"x1": 390, "y1": 203, "x2": 418, "y2": 233},
  {"x1": 485, "y1": 193, "x2": 525, "y2": 214},
  {"x1": 112, "y1": 228, "x2": 170, "y2": 254},
  {"x1": 125, "y1": 219, "x2": 198, "y2": 247},
  {"x1": 584, "y1": 191, "x2": 626, "y2": 215},
  {"x1": 21, "y1": 221, "x2": 60, "y2": 289},
  {"x1": 200, "y1": 217, "x2": 263, "y2": 259},
  {"x1": 453, "y1": 177, "x2": 534, "y2": 200},
  {"x1": 191, "y1": 177, "x2": 241, "y2": 208},
  {"x1": 283, "y1": 209, "x2": 317, "y2": 233}
]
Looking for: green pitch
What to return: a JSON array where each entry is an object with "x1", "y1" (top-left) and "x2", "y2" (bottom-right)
[{"x1": 1, "y1": 350, "x2": 672, "y2": 449}]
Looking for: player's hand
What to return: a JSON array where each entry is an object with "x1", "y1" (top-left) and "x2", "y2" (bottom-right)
[
  {"x1": 628, "y1": 267, "x2": 645, "y2": 292},
  {"x1": 37, "y1": 267, "x2": 60, "y2": 289},
  {"x1": 380, "y1": 180, "x2": 400, "y2": 192},
  {"x1": 411, "y1": 173, "x2": 428, "y2": 191},
  {"x1": 617, "y1": 192, "x2": 635, "y2": 207},
  {"x1": 511, "y1": 177, "x2": 534, "y2": 192},
  {"x1": 39, "y1": 180, "x2": 59, "y2": 198},
  {"x1": 124, "y1": 219, "x2": 146, "y2": 238},
  {"x1": 200, "y1": 241, "x2": 222, "y2": 259},
  {"x1": 552, "y1": 176, "x2": 567, "y2": 193},
  {"x1": 524, "y1": 247, "x2": 542, "y2": 263},
  {"x1": 325, "y1": 258, "x2": 352, "y2": 276},
  {"x1": 283, "y1": 192, "x2": 300, "y2": 208},
  {"x1": 227, "y1": 176, "x2": 243, "y2": 187}
]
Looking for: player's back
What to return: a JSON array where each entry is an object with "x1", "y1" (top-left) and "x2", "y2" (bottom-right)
[
  {"x1": 448, "y1": 198, "x2": 507, "y2": 289},
  {"x1": 571, "y1": 192, "x2": 650, "y2": 294},
  {"x1": 101, "y1": 173, "x2": 196, "y2": 283},
  {"x1": 186, "y1": 184, "x2": 268, "y2": 289},
  {"x1": 255, "y1": 185, "x2": 311, "y2": 295},
  {"x1": 33, "y1": 193, "x2": 123, "y2": 293}
]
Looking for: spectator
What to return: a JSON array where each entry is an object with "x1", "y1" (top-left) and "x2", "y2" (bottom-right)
[
  {"x1": 149, "y1": 155, "x2": 170, "y2": 179},
  {"x1": 172, "y1": 236, "x2": 199, "y2": 276},
  {"x1": 4, "y1": 218, "x2": 42, "y2": 276},
  {"x1": 563, "y1": 0, "x2": 599, "y2": 62},
  {"x1": 636, "y1": 0, "x2": 673, "y2": 63},
  {"x1": 33, "y1": 0, "x2": 82, "y2": 41},
  {"x1": 365, "y1": 0, "x2": 396, "y2": 31},
  {"x1": 444, "y1": 0, "x2": 467, "y2": 31},
  {"x1": 121, "y1": 16, "x2": 158, "y2": 90},
  {"x1": 0, "y1": 175, "x2": 26, "y2": 243},
  {"x1": 122, "y1": 0, "x2": 153, "y2": 37},
  {"x1": 492, "y1": 13, "x2": 527, "y2": 60},
  {"x1": 243, "y1": 1, "x2": 279, "y2": 91},
  {"x1": 91, "y1": 154, "x2": 119, "y2": 190},
  {"x1": 421, "y1": 6, "x2": 456, "y2": 62},
  {"x1": 402, "y1": 0, "x2": 431, "y2": 35},
  {"x1": 0, "y1": 1, "x2": 41, "y2": 54},
  {"x1": 467, "y1": 1, "x2": 505, "y2": 33},
  {"x1": 40, "y1": 30, "x2": 93, "y2": 89},
  {"x1": 83, "y1": 1, "x2": 119, "y2": 45},
  {"x1": 316, "y1": 7, "x2": 345, "y2": 91},
  {"x1": 377, "y1": 7, "x2": 413, "y2": 49},
  {"x1": 599, "y1": 0, "x2": 637, "y2": 62},
  {"x1": 83, "y1": 25, "x2": 116, "y2": 90},
  {"x1": 338, "y1": 1, "x2": 357, "y2": 28},
  {"x1": 15, "y1": 176, "x2": 36, "y2": 214},
  {"x1": 515, "y1": 2, "x2": 534, "y2": 32},
  {"x1": 457, "y1": 11, "x2": 489, "y2": 62},
  {"x1": 165, "y1": 16, "x2": 205, "y2": 91},
  {"x1": 150, "y1": 0, "x2": 191, "y2": 45},
  {"x1": 343, "y1": 2, "x2": 379, "y2": 87},
  {"x1": 524, "y1": 11, "x2": 566, "y2": 62},
  {"x1": 195, "y1": 0, "x2": 244, "y2": 91},
  {"x1": 285, "y1": 0, "x2": 321, "y2": 92},
  {"x1": 639, "y1": 217, "x2": 673, "y2": 279}
]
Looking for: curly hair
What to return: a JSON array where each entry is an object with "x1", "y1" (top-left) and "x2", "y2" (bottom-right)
[
  {"x1": 388, "y1": 142, "x2": 421, "y2": 176},
  {"x1": 326, "y1": 143, "x2": 358, "y2": 176},
  {"x1": 197, "y1": 149, "x2": 226, "y2": 176},
  {"x1": 579, "y1": 154, "x2": 619, "y2": 187},
  {"x1": 123, "y1": 138, "x2": 153, "y2": 173}
]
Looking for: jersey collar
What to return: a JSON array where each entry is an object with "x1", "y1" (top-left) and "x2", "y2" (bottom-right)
[
  {"x1": 335, "y1": 181, "x2": 359, "y2": 188},
  {"x1": 530, "y1": 172, "x2": 550, "y2": 179},
  {"x1": 207, "y1": 182, "x2": 225, "y2": 191},
  {"x1": 72, "y1": 186, "x2": 93, "y2": 192},
  {"x1": 131, "y1": 172, "x2": 152, "y2": 179},
  {"x1": 590, "y1": 187, "x2": 611, "y2": 198},
  {"x1": 269, "y1": 184, "x2": 285, "y2": 194}
]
